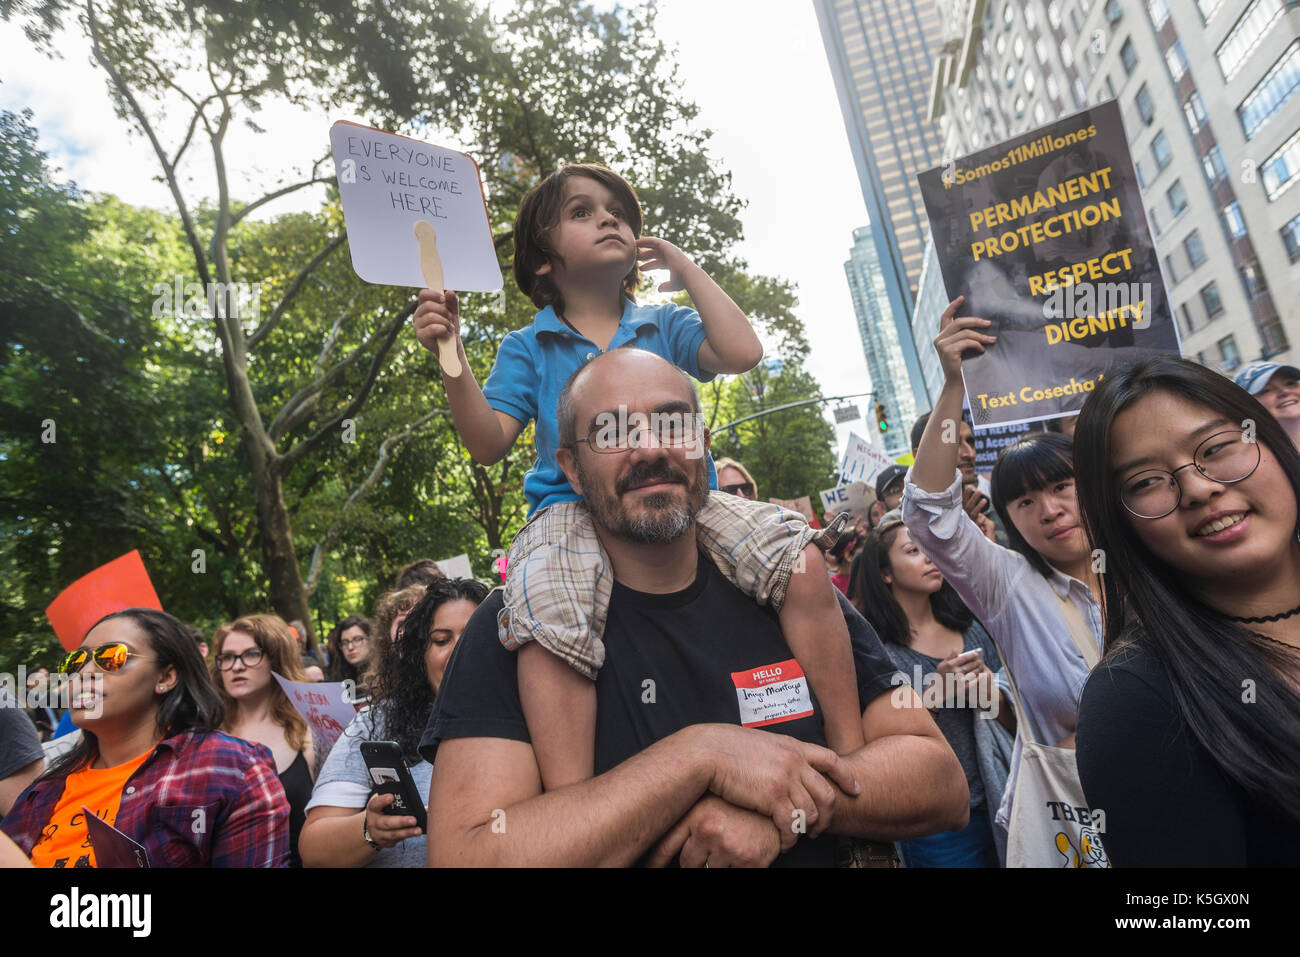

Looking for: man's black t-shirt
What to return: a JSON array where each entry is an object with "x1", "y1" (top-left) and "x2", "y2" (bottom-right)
[{"x1": 419, "y1": 552, "x2": 902, "y2": 867}]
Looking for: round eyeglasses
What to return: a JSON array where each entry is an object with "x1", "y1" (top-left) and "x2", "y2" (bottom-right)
[
  {"x1": 59, "y1": 642, "x2": 156, "y2": 675},
  {"x1": 1120, "y1": 429, "x2": 1261, "y2": 519},
  {"x1": 215, "y1": 648, "x2": 266, "y2": 670}
]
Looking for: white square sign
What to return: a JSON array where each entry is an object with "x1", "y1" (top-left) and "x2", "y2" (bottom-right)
[{"x1": 329, "y1": 120, "x2": 503, "y2": 291}]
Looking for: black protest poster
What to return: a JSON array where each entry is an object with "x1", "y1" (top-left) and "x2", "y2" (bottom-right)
[{"x1": 917, "y1": 101, "x2": 1181, "y2": 428}]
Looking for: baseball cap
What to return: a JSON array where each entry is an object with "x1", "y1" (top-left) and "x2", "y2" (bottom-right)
[
  {"x1": 875, "y1": 464, "x2": 908, "y2": 500},
  {"x1": 1233, "y1": 362, "x2": 1300, "y2": 395}
]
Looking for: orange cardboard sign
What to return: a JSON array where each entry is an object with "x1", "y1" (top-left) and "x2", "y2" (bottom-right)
[{"x1": 45, "y1": 551, "x2": 163, "y2": 651}]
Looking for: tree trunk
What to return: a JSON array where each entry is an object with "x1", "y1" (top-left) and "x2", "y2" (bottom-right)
[{"x1": 251, "y1": 459, "x2": 313, "y2": 640}]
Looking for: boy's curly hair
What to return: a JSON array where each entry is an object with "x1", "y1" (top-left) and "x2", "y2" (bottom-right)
[{"x1": 513, "y1": 163, "x2": 643, "y2": 317}]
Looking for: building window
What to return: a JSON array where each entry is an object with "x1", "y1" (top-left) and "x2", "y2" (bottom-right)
[
  {"x1": 1015, "y1": 95, "x2": 1026, "y2": 118},
  {"x1": 1061, "y1": 39, "x2": 1074, "y2": 68},
  {"x1": 1283, "y1": 212, "x2": 1300, "y2": 262},
  {"x1": 1120, "y1": 38, "x2": 1138, "y2": 75},
  {"x1": 1135, "y1": 156, "x2": 1148, "y2": 189},
  {"x1": 1217, "y1": 0, "x2": 1286, "y2": 83},
  {"x1": 1238, "y1": 42, "x2": 1300, "y2": 141},
  {"x1": 1165, "y1": 254, "x2": 1182, "y2": 284},
  {"x1": 1136, "y1": 84, "x2": 1155, "y2": 125},
  {"x1": 1049, "y1": 1, "x2": 1062, "y2": 30},
  {"x1": 1184, "y1": 229, "x2": 1208, "y2": 268},
  {"x1": 1202, "y1": 145, "x2": 1228, "y2": 183},
  {"x1": 1070, "y1": 6, "x2": 1082, "y2": 33},
  {"x1": 1037, "y1": 37, "x2": 1050, "y2": 64},
  {"x1": 1165, "y1": 40, "x2": 1190, "y2": 82},
  {"x1": 1150, "y1": 204, "x2": 1165, "y2": 235},
  {"x1": 1074, "y1": 77, "x2": 1088, "y2": 108},
  {"x1": 1004, "y1": 2, "x2": 1016, "y2": 27},
  {"x1": 1218, "y1": 334, "x2": 1241, "y2": 370},
  {"x1": 1183, "y1": 91, "x2": 1208, "y2": 134},
  {"x1": 1151, "y1": 130, "x2": 1173, "y2": 171},
  {"x1": 1222, "y1": 200, "x2": 1247, "y2": 238},
  {"x1": 1035, "y1": 100, "x2": 1048, "y2": 124},
  {"x1": 1180, "y1": 304, "x2": 1197, "y2": 334},
  {"x1": 1025, "y1": 69, "x2": 1037, "y2": 93},
  {"x1": 1262, "y1": 321, "x2": 1290, "y2": 356},
  {"x1": 1197, "y1": 0, "x2": 1223, "y2": 23},
  {"x1": 1047, "y1": 72, "x2": 1060, "y2": 100},
  {"x1": 1147, "y1": 0, "x2": 1170, "y2": 29},
  {"x1": 1202, "y1": 282, "x2": 1226, "y2": 319},
  {"x1": 1167, "y1": 179, "x2": 1189, "y2": 216},
  {"x1": 997, "y1": 32, "x2": 1007, "y2": 55},
  {"x1": 1240, "y1": 260, "x2": 1269, "y2": 299},
  {"x1": 1025, "y1": 4, "x2": 1037, "y2": 29},
  {"x1": 1262, "y1": 129, "x2": 1300, "y2": 200},
  {"x1": 1005, "y1": 63, "x2": 1017, "y2": 86},
  {"x1": 1014, "y1": 35, "x2": 1026, "y2": 60}
]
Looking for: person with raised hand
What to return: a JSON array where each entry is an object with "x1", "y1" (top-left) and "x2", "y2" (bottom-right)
[{"x1": 904, "y1": 296, "x2": 1104, "y2": 861}]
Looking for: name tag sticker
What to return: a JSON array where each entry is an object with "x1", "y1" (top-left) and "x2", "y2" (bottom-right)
[{"x1": 730, "y1": 658, "x2": 814, "y2": 728}]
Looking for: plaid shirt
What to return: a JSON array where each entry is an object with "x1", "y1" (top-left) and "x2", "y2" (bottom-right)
[{"x1": 1, "y1": 730, "x2": 289, "y2": 868}]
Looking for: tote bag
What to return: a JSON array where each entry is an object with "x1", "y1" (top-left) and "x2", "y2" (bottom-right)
[{"x1": 1003, "y1": 594, "x2": 1111, "y2": 868}]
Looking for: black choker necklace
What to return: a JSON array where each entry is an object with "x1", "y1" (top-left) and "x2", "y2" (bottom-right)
[{"x1": 1228, "y1": 602, "x2": 1300, "y2": 624}]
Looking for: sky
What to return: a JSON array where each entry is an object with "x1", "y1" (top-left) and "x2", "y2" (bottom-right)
[{"x1": 0, "y1": 1, "x2": 880, "y2": 470}]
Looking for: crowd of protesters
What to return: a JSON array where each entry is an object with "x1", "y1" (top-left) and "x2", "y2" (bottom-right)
[{"x1": 3, "y1": 161, "x2": 1299, "y2": 868}]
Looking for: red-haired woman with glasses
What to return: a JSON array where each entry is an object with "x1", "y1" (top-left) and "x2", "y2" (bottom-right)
[
  {"x1": 1, "y1": 608, "x2": 288, "y2": 867},
  {"x1": 213, "y1": 615, "x2": 315, "y2": 867}
]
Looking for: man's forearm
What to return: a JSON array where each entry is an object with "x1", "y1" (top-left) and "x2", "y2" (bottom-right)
[
  {"x1": 825, "y1": 734, "x2": 969, "y2": 842},
  {"x1": 429, "y1": 728, "x2": 716, "y2": 867}
]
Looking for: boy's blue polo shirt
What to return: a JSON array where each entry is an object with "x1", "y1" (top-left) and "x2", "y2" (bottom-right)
[{"x1": 483, "y1": 298, "x2": 719, "y2": 516}]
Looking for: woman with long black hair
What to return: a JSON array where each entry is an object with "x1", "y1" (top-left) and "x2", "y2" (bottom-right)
[
  {"x1": 853, "y1": 518, "x2": 1015, "y2": 866},
  {"x1": 300, "y1": 578, "x2": 489, "y2": 867},
  {"x1": 2, "y1": 608, "x2": 288, "y2": 867},
  {"x1": 904, "y1": 298, "x2": 1105, "y2": 865},
  {"x1": 1074, "y1": 356, "x2": 1300, "y2": 865}
]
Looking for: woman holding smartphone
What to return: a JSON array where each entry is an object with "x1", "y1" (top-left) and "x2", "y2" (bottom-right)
[
  {"x1": 904, "y1": 298, "x2": 1104, "y2": 859},
  {"x1": 853, "y1": 518, "x2": 1014, "y2": 866},
  {"x1": 300, "y1": 578, "x2": 488, "y2": 867},
  {"x1": 1074, "y1": 357, "x2": 1300, "y2": 865}
]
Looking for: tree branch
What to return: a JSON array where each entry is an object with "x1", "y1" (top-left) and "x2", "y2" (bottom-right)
[
  {"x1": 278, "y1": 303, "x2": 415, "y2": 470},
  {"x1": 246, "y1": 232, "x2": 347, "y2": 350},
  {"x1": 303, "y1": 410, "x2": 443, "y2": 594},
  {"x1": 230, "y1": 161, "x2": 336, "y2": 228},
  {"x1": 268, "y1": 300, "x2": 408, "y2": 442},
  {"x1": 85, "y1": 0, "x2": 210, "y2": 288}
]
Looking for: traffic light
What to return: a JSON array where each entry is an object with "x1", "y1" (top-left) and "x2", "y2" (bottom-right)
[{"x1": 875, "y1": 401, "x2": 889, "y2": 434}]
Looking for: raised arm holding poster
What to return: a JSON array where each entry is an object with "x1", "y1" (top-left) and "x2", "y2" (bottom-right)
[{"x1": 917, "y1": 101, "x2": 1180, "y2": 428}]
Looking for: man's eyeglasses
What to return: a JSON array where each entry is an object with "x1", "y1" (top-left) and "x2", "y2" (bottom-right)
[
  {"x1": 1121, "y1": 429, "x2": 1261, "y2": 519},
  {"x1": 59, "y1": 643, "x2": 156, "y2": 675},
  {"x1": 339, "y1": 636, "x2": 369, "y2": 651},
  {"x1": 573, "y1": 414, "x2": 705, "y2": 454},
  {"x1": 720, "y1": 481, "x2": 755, "y2": 498},
  {"x1": 216, "y1": 648, "x2": 266, "y2": 670}
]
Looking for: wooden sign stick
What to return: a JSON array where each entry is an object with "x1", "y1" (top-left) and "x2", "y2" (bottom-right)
[{"x1": 414, "y1": 220, "x2": 462, "y2": 378}]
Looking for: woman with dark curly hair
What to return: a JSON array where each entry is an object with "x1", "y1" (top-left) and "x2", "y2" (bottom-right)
[{"x1": 299, "y1": 578, "x2": 489, "y2": 867}]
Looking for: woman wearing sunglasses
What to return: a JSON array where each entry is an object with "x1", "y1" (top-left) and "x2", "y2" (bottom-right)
[
  {"x1": 1073, "y1": 357, "x2": 1300, "y2": 866},
  {"x1": 1, "y1": 608, "x2": 288, "y2": 867},
  {"x1": 213, "y1": 615, "x2": 315, "y2": 867}
]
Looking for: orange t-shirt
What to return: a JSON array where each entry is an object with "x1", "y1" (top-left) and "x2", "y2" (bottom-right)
[{"x1": 29, "y1": 750, "x2": 152, "y2": 868}]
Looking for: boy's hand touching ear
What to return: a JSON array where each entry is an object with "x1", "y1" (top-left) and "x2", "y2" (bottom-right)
[
  {"x1": 413, "y1": 289, "x2": 461, "y2": 354},
  {"x1": 636, "y1": 237, "x2": 695, "y2": 293}
]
